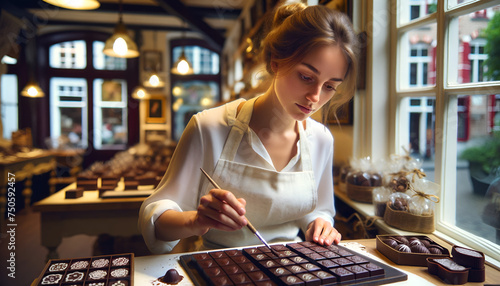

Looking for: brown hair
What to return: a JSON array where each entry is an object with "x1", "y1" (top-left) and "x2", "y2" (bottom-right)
[{"x1": 261, "y1": 3, "x2": 359, "y2": 124}]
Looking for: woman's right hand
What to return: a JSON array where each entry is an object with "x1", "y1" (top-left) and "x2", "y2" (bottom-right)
[{"x1": 193, "y1": 188, "x2": 248, "y2": 235}]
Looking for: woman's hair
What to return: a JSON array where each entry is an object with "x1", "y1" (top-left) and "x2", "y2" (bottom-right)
[{"x1": 261, "y1": 2, "x2": 359, "y2": 124}]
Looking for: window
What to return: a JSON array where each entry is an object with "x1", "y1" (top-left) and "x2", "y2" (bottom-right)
[
  {"x1": 41, "y1": 31, "x2": 138, "y2": 154},
  {"x1": 393, "y1": 1, "x2": 500, "y2": 262},
  {"x1": 170, "y1": 39, "x2": 221, "y2": 141},
  {"x1": 1, "y1": 74, "x2": 18, "y2": 139}
]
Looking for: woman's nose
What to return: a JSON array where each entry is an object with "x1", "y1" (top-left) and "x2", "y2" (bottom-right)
[{"x1": 306, "y1": 84, "x2": 321, "y2": 102}]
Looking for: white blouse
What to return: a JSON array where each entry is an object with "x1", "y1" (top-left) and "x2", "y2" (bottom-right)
[{"x1": 138, "y1": 98, "x2": 336, "y2": 254}]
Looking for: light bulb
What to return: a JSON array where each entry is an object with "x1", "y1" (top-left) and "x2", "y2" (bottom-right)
[
  {"x1": 149, "y1": 74, "x2": 160, "y2": 87},
  {"x1": 113, "y1": 37, "x2": 128, "y2": 56},
  {"x1": 177, "y1": 59, "x2": 190, "y2": 75},
  {"x1": 27, "y1": 87, "x2": 39, "y2": 97}
]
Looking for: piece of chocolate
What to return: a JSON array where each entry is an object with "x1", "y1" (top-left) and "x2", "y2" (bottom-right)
[
  {"x1": 215, "y1": 258, "x2": 234, "y2": 266},
  {"x1": 428, "y1": 246, "x2": 443, "y2": 255},
  {"x1": 70, "y1": 260, "x2": 89, "y2": 270},
  {"x1": 225, "y1": 249, "x2": 242, "y2": 256},
  {"x1": 302, "y1": 263, "x2": 321, "y2": 272},
  {"x1": 317, "y1": 259, "x2": 338, "y2": 268},
  {"x1": 260, "y1": 260, "x2": 279, "y2": 269},
  {"x1": 239, "y1": 263, "x2": 259, "y2": 273},
  {"x1": 331, "y1": 267, "x2": 355, "y2": 282},
  {"x1": 197, "y1": 259, "x2": 216, "y2": 268},
  {"x1": 231, "y1": 255, "x2": 249, "y2": 264},
  {"x1": 109, "y1": 280, "x2": 129, "y2": 286},
  {"x1": 41, "y1": 273, "x2": 62, "y2": 284},
  {"x1": 285, "y1": 265, "x2": 307, "y2": 274},
  {"x1": 193, "y1": 253, "x2": 210, "y2": 260},
  {"x1": 64, "y1": 271, "x2": 85, "y2": 282},
  {"x1": 361, "y1": 263, "x2": 385, "y2": 276},
  {"x1": 209, "y1": 275, "x2": 233, "y2": 286},
  {"x1": 278, "y1": 258, "x2": 295, "y2": 266},
  {"x1": 297, "y1": 273, "x2": 321, "y2": 286},
  {"x1": 336, "y1": 249, "x2": 354, "y2": 257},
  {"x1": 229, "y1": 273, "x2": 252, "y2": 284},
  {"x1": 269, "y1": 267, "x2": 291, "y2": 277},
  {"x1": 427, "y1": 257, "x2": 469, "y2": 285},
  {"x1": 280, "y1": 275, "x2": 304, "y2": 285},
  {"x1": 312, "y1": 270, "x2": 337, "y2": 284},
  {"x1": 222, "y1": 265, "x2": 242, "y2": 275},
  {"x1": 345, "y1": 265, "x2": 370, "y2": 279},
  {"x1": 91, "y1": 258, "x2": 109, "y2": 268},
  {"x1": 320, "y1": 251, "x2": 339, "y2": 259},
  {"x1": 347, "y1": 255, "x2": 369, "y2": 264},
  {"x1": 247, "y1": 270, "x2": 270, "y2": 282},
  {"x1": 88, "y1": 269, "x2": 107, "y2": 280},
  {"x1": 304, "y1": 252, "x2": 324, "y2": 261},
  {"x1": 110, "y1": 268, "x2": 129, "y2": 278},
  {"x1": 65, "y1": 189, "x2": 84, "y2": 199},
  {"x1": 290, "y1": 256, "x2": 308, "y2": 264},
  {"x1": 383, "y1": 238, "x2": 398, "y2": 248},
  {"x1": 48, "y1": 262, "x2": 68, "y2": 272},
  {"x1": 395, "y1": 244, "x2": 411, "y2": 253},
  {"x1": 331, "y1": 257, "x2": 354, "y2": 267},
  {"x1": 112, "y1": 256, "x2": 130, "y2": 267},
  {"x1": 204, "y1": 266, "x2": 223, "y2": 277},
  {"x1": 451, "y1": 245, "x2": 485, "y2": 269},
  {"x1": 163, "y1": 269, "x2": 183, "y2": 284}
]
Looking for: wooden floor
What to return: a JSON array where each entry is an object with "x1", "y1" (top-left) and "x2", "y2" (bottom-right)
[{"x1": 0, "y1": 208, "x2": 149, "y2": 286}]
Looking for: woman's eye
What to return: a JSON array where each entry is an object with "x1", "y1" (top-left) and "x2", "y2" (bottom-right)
[
  {"x1": 324, "y1": 83, "x2": 336, "y2": 91},
  {"x1": 300, "y1": 74, "x2": 313, "y2": 82}
]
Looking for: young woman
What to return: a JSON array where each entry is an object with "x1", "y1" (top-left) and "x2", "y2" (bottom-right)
[{"x1": 139, "y1": 2, "x2": 359, "y2": 254}]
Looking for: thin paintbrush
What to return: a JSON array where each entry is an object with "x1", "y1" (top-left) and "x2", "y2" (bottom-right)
[{"x1": 200, "y1": 168, "x2": 278, "y2": 256}]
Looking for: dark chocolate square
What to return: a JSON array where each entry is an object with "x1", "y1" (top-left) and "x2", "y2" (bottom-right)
[
  {"x1": 290, "y1": 256, "x2": 308, "y2": 264},
  {"x1": 197, "y1": 259, "x2": 216, "y2": 268},
  {"x1": 192, "y1": 253, "x2": 210, "y2": 261},
  {"x1": 259, "y1": 260, "x2": 280, "y2": 269},
  {"x1": 209, "y1": 275, "x2": 233, "y2": 286},
  {"x1": 215, "y1": 257, "x2": 234, "y2": 267},
  {"x1": 222, "y1": 265, "x2": 243, "y2": 275},
  {"x1": 240, "y1": 263, "x2": 260, "y2": 273},
  {"x1": 347, "y1": 255, "x2": 369, "y2": 265},
  {"x1": 210, "y1": 251, "x2": 228, "y2": 259},
  {"x1": 311, "y1": 270, "x2": 337, "y2": 284},
  {"x1": 229, "y1": 273, "x2": 252, "y2": 284},
  {"x1": 277, "y1": 258, "x2": 295, "y2": 266},
  {"x1": 231, "y1": 255, "x2": 250, "y2": 264},
  {"x1": 331, "y1": 257, "x2": 355, "y2": 267},
  {"x1": 320, "y1": 251, "x2": 339, "y2": 259},
  {"x1": 203, "y1": 266, "x2": 224, "y2": 277},
  {"x1": 360, "y1": 263, "x2": 384, "y2": 276},
  {"x1": 344, "y1": 265, "x2": 370, "y2": 279},
  {"x1": 297, "y1": 272, "x2": 321, "y2": 286},
  {"x1": 247, "y1": 270, "x2": 270, "y2": 282},
  {"x1": 317, "y1": 259, "x2": 338, "y2": 269},
  {"x1": 280, "y1": 275, "x2": 305, "y2": 285},
  {"x1": 331, "y1": 267, "x2": 355, "y2": 282},
  {"x1": 269, "y1": 267, "x2": 292, "y2": 277},
  {"x1": 285, "y1": 265, "x2": 307, "y2": 274}
]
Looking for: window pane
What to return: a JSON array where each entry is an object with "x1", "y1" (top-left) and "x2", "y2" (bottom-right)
[
  {"x1": 399, "y1": 97, "x2": 436, "y2": 165},
  {"x1": 456, "y1": 94, "x2": 499, "y2": 245},
  {"x1": 453, "y1": 6, "x2": 500, "y2": 83},
  {"x1": 400, "y1": 0, "x2": 437, "y2": 25},
  {"x1": 93, "y1": 79, "x2": 127, "y2": 150},
  {"x1": 399, "y1": 24, "x2": 436, "y2": 89},
  {"x1": 93, "y1": 41, "x2": 127, "y2": 70},
  {"x1": 49, "y1": 77, "x2": 87, "y2": 148},
  {"x1": 171, "y1": 80, "x2": 219, "y2": 140},
  {"x1": 49, "y1": 40, "x2": 86, "y2": 69},
  {"x1": 1, "y1": 74, "x2": 18, "y2": 139},
  {"x1": 172, "y1": 46, "x2": 220, "y2": 75}
]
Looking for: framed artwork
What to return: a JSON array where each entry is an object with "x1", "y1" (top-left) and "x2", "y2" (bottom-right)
[
  {"x1": 146, "y1": 96, "x2": 166, "y2": 123},
  {"x1": 143, "y1": 50, "x2": 162, "y2": 71},
  {"x1": 101, "y1": 81, "x2": 122, "y2": 102},
  {"x1": 328, "y1": 100, "x2": 353, "y2": 125}
]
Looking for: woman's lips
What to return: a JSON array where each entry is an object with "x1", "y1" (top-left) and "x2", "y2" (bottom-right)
[{"x1": 297, "y1": 104, "x2": 313, "y2": 114}]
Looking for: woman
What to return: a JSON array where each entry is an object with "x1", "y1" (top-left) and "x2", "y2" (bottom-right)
[{"x1": 139, "y1": 2, "x2": 359, "y2": 254}]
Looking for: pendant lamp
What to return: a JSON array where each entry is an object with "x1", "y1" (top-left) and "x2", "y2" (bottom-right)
[
  {"x1": 42, "y1": 0, "x2": 100, "y2": 10},
  {"x1": 131, "y1": 86, "x2": 151, "y2": 100},
  {"x1": 21, "y1": 35, "x2": 44, "y2": 98},
  {"x1": 171, "y1": 24, "x2": 194, "y2": 75},
  {"x1": 143, "y1": 32, "x2": 165, "y2": 88},
  {"x1": 103, "y1": 0, "x2": 139, "y2": 58}
]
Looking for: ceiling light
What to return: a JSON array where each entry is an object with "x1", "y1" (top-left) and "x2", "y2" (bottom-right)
[
  {"x1": 171, "y1": 49, "x2": 193, "y2": 75},
  {"x1": 43, "y1": 0, "x2": 100, "y2": 10},
  {"x1": 21, "y1": 81, "x2": 45, "y2": 98},
  {"x1": 103, "y1": 0, "x2": 139, "y2": 58},
  {"x1": 131, "y1": 86, "x2": 151, "y2": 100}
]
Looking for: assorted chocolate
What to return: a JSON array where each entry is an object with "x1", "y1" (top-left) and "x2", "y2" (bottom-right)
[
  {"x1": 36, "y1": 253, "x2": 133, "y2": 286},
  {"x1": 426, "y1": 245, "x2": 485, "y2": 284},
  {"x1": 181, "y1": 241, "x2": 408, "y2": 285},
  {"x1": 376, "y1": 235, "x2": 450, "y2": 266}
]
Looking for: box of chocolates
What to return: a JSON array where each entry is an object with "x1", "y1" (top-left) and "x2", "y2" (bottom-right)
[
  {"x1": 34, "y1": 253, "x2": 133, "y2": 286},
  {"x1": 180, "y1": 241, "x2": 407, "y2": 285},
  {"x1": 376, "y1": 235, "x2": 450, "y2": 266}
]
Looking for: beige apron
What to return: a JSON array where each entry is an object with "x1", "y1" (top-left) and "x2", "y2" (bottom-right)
[{"x1": 201, "y1": 97, "x2": 317, "y2": 249}]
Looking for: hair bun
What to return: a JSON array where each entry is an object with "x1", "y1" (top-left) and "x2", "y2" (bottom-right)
[{"x1": 272, "y1": 2, "x2": 307, "y2": 29}]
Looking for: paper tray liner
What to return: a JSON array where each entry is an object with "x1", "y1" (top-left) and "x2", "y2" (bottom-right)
[{"x1": 179, "y1": 243, "x2": 407, "y2": 285}]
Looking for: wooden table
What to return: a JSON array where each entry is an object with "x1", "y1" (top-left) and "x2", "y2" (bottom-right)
[
  {"x1": 32, "y1": 182, "x2": 153, "y2": 260},
  {"x1": 134, "y1": 236, "x2": 500, "y2": 285},
  {"x1": 0, "y1": 150, "x2": 55, "y2": 233}
]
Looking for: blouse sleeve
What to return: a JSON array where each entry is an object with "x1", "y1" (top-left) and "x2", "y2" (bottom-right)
[
  {"x1": 138, "y1": 115, "x2": 209, "y2": 254},
  {"x1": 296, "y1": 128, "x2": 335, "y2": 234}
]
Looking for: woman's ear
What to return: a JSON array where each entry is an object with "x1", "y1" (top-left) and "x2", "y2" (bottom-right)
[{"x1": 270, "y1": 60, "x2": 278, "y2": 73}]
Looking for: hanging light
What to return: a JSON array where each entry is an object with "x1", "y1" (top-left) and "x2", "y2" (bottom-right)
[
  {"x1": 131, "y1": 86, "x2": 151, "y2": 100},
  {"x1": 21, "y1": 81, "x2": 45, "y2": 98},
  {"x1": 171, "y1": 49, "x2": 193, "y2": 75},
  {"x1": 43, "y1": 0, "x2": 100, "y2": 10},
  {"x1": 21, "y1": 34, "x2": 44, "y2": 98},
  {"x1": 171, "y1": 23, "x2": 194, "y2": 75},
  {"x1": 103, "y1": 0, "x2": 139, "y2": 58},
  {"x1": 143, "y1": 32, "x2": 165, "y2": 87}
]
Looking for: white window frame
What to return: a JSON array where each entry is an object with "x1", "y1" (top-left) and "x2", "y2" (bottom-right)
[{"x1": 391, "y1": 0, "x2": 500, "y2": 264}]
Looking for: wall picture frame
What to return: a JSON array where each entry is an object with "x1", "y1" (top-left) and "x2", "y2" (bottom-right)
[
  {"x1": 143, "y1": 50, "x2": 162, "y2": 72},
  {"x1": 146, "y1": 96, "x2": 166, "y2": 124}
]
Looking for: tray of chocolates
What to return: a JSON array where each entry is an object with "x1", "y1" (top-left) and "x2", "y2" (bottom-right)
[
  {"x1": 34, "y1": 253, "x2": 133, "y2": 286},
  {"x1": 376, "y1": 235, "x2": 450, "y2": 266},
  {"x1": 179, "y1": 241, "x2": 407, "y2": 285}
]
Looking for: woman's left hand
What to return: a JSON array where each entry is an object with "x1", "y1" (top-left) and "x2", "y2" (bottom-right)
[{"x1": 305, "y1": 218, "x2": 341, "y2": 246}]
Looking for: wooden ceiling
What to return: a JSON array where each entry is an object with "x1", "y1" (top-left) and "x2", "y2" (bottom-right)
[{"x1": 2, "y1": 0, "x2": 246, "y2": 50}]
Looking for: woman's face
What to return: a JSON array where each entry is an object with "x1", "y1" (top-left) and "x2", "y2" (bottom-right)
[{"x1": 273, "y1": 44, "x2": 348, "y2": 121}]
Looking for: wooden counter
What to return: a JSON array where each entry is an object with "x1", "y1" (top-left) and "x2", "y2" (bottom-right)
[
  {"x1": 134, "y1": 236, "x2": 500, "y2": 285},
  {"x1": 32, "y1": 182, "x2": 153, "y2": 260}
]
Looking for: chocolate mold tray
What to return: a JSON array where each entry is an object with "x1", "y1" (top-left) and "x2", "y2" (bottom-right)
[
  {"x1": 35, "y1": 253, "x2": 134, "y2": 286},
  {"x1": 180, "y1": 242, "x2": 407, "y2": 285}
]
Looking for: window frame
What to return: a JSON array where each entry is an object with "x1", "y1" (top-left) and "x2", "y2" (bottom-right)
[
  {"x1": 391, "y1": 0, "x2": 500, "y2": 264},
  {"x1": 37, "y1": 30, "x2": 139, "y2": 165}
]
